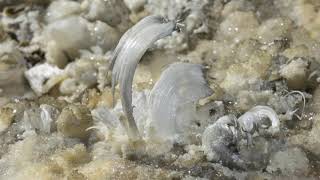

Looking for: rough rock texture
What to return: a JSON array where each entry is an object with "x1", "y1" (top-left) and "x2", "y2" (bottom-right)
[
  {"x1": 24, "y1": 63, "x2": 64, "y2": 96},
  {"x1": 56, "y1": 105, "x2": 93, "y2": 140},
  {"x1": 0, "y1": 107, "x2": 14, "y2": 133},
  {"x1": 0, "y1": 0, "x2": 320, "y2": 179},
  {"x1": 0, "y1": 40, "x2": 27, "y2": 97},
  {"x1": 288, "y1": 88, "x2": 320, "y2": 157},
  {"x1": 267, "y1": 147, "x2": 309, "y2": 176},
  {"x1": 279, "y1": 58, "x2": 309, "y2": 89}
]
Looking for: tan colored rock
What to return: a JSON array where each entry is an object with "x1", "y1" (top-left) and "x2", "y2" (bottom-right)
[
  {"x1": 0, "y1": 40, "x2": 27, "y2": 97},
  {"x1": 279, "y1": 58, "x2": 308, "y2": 89},
  {"x1": 81, "y1": 89, "x2": 101, "y2": 109},
  {"x1": 189, "y1": 40, "x2": 212, "y2": 61},
  {"x1": 217, "y1": 11, "x2": 259, "y2": 43},
  {"x1": 290, "y1": 28, "x2": 320, "y2": 60},
  {"x1": 235, "y1": 39, "x2": 260, "y2": 63},
  {"x1": 247, "y1": 49, "x2": 272, "y2": 79},
  {"x1": 78, "y1": 157, "x2": 179, "y2": 180},
  {"x1": 124, "y1": 0, "x2": 146, "y2": 12},
  {"x1": 308, "y1": 12, "x2": 320, "y2": 39},
  {"x1": 51, "y1": 144, "x2": 91, "y2": 169},
  {"x1": 289, "y1": 105, "x2": 320, "y2": 156},
  {"x1": 82, "y1": 0, "x2": 131, "y2": 30},
  {"x1": 220, "y1": 64, "x2": 256, "y2": 96},
  {"x1": 282, "y1": 45, "x2": 309, "y2": 59},
  {"x1": 257, "y1": 18, "x2": 292, "y2": 44},
  {"x1": 221, "y1": 0, "x2": 254, "y2": 18},
  {"x1": 97, "y1": 88, "x2": 119, "y2": 108},
  {"x1": 56, "y1": 104, "x2": 93, "y2": 140},
  {"x1": 220, "y1": 49, "x2": 271, "y2": 96},
  {"x1": 236, "y1": 90, "x2": 273, "y2": 111},
  {"x1": 0, "y1": 107, "x2": 14, "y2": 133}
]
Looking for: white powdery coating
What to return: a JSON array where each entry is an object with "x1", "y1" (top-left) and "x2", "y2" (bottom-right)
[
  {"x1": 237, "y1": 105, "x2": 280, "y2": 135},
  {"x1": 111, "y1": 15, "x2": 176, "y2": 139},
  {"x1": 202, "y1": 115, "x2": 243, "y2": 168},
  {"x1": 149, "y1": 62, "x2": 213, "y2": 140},
  {"x1": 24, "y1": 63, "x2": 63, "y2": 96}
]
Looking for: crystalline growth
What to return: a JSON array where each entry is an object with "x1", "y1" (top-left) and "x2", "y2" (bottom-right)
[
  {"x1": 24, "y1": 63, "x2": 64, "y2": 96},
  {"x1": 149, "y1": 62, "x2": 213, "y2": 142}
]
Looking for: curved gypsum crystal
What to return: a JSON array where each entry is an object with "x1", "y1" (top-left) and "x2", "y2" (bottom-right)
[
  {"x1": 149, "y1": 62, "x2": 213, "y2": 139},
  {"x1": 237, "y1": 105, "x2": 280, "y2": 145},
  {"x1": 110, "y1": 15, "x2": 177, "y2": 140},
  {"x1": 109, "y1": 15, "x2": 165, "y2": 72},
  {"x1": 202, "y1": 115, "x2": 247, "y2": 169}
]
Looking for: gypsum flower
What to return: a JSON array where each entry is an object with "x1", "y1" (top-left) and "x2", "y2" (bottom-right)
[
  {"x1": 284, "y1": 90, "x2": 306, "y2": 120},
  {"x1": 237, "y1": 106, "x2": 280, "y2": 145},
  {"x1": 149, "y1": 62, "x2": 213, "y2": 140},
  {"x1": 109, "y1": 15, "x2": 164, "y2": 73},
  {"x1": 202, "y1": 115, "x2": 248, "y2": 170},
  {"x1": 110, "y1": 15, "x2": 173, "y2": 104},
  {"x1": 110, "y1": 15, "x2": 177, "y2": 140}
]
